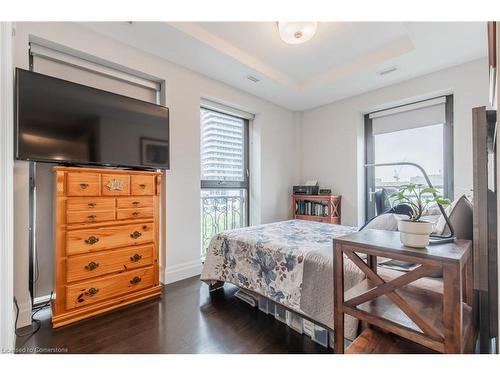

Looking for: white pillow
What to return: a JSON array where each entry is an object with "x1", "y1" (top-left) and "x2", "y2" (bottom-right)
[
  {"x1": 420, "y1": 214, "x2": 441, "y2": 234},
  {"x1": 434, "y1": 195, "x2": 473, "y2": 238},
  {"x1": 362, "y1": 213, "x2": 408, "y2": 231},
  {"x1": 423, "y1": 203, "x2": 442, "y2": 216}
]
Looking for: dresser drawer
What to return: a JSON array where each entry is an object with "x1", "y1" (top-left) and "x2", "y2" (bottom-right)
[
  {"x1": 67, "y1": 210, "x2": 116, "y2": 224},
  {"x1": 67, "y1": 198, "x2": 116, "y2": 212},
  {"x1": 66, "y1": 266, "x2": 155, "y2": 309},
  {"x1": 117, "y1": 207, "x2": 153, "y2": 220},
  {"x1": 101, "y1": 174, "x2": 130, "y2": 196},
  {"x1": 67, "y1": 173, "x2": 100, "y2": 196},
  {"x1": 131, "y1": 175, "x2": 155, "y2": 195},
  {"x1": 66, "y1": 245, "x2": 154, "y2": 283},
  {"x1": 66, "y1": 222, "x2": 154, "y2": 256},
  {"x1": 117, "y1": 197, "x2": 153, "y2": 209}
]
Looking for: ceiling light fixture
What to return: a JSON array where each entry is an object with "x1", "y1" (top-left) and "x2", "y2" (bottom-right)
[{"x1": 277, "y1": 22, "x2": 318, "y2": 45}]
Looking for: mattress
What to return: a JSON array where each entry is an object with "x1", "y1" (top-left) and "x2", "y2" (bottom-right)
[{"x1": 200, "y1": 219, "x2": 365, "y2": 339}]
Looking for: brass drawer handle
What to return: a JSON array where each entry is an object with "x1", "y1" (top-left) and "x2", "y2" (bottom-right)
[
  {"x1": 139, "y1": 184, "x2": 146, "y2": 189},
  {"x1": 132, "y1": 212, "x2": 139, "y2": 217},
  {"x1": 130, "y1": 276, "x2": 142, "y2": 285},
  {"x1": 130, "y1": 230, "x2": 142, "y2": 239},
  {"x1": 85, "y1": 287, "x2": 99, "y2": 296},
  {"x1": 84, "y1": 236, "x2": 99, "y2": 245},
  {"x1": 130, "y1": 253, "x2": 142, "y2": 262},
  {"x1": 132, "y1": 201, "x2": 140, "y2": 206},
  {"x1": 84, "y1": 261, "x2": 99, "y2": 271},
  {"x1": 80, "y1": 183, "x2": 89, "y2": 189},
  {"x1": 87, "y1": 202, "x2": 96, "y2": 208},
  {"x1": 88, "y1": 214, "x2": 97, "y2": 221}
]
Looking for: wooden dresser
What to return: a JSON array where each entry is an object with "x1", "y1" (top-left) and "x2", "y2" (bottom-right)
[{"x1": 52, "y1": 166, "x2": 162, "y2": 328}]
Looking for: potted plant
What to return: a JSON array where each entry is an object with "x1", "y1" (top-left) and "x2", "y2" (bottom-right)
[{"x1": 389, "y1": 183, "x2": 451, "y2": 248}]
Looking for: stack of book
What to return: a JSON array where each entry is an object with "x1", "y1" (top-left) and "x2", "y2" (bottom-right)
[{"x1": 295, "y1": 200, "x2": 328, "y2": 217}]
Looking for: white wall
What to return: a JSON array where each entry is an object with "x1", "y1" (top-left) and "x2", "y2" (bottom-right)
[
  {"x1": 12, "y1": 22, "x2": 299, "y2": 325},
  {"x1": 300, "y1": 58, "x2": 490, "y2": 227}
]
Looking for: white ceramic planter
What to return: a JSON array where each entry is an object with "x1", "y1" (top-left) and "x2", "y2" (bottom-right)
[{"x1": 397, "y1": 220, "x2": 433, "y2": 248}]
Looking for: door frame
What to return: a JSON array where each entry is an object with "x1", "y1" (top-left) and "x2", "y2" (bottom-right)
[
  {"x1": 0, "y1": 21, "x2": 15, "y2": 352},
  {"x1": 364, "y1": 114, "x2": 375, "y2": 220}
]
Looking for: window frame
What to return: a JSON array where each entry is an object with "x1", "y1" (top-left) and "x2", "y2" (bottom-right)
[
  {"x1": 364, "y1": 95, "x2": 454, "y2": 220},
  {"x1": 200, "y1": 105, "x2": 250, "y2": 222}
]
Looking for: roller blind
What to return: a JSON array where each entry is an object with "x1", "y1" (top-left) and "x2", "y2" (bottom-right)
[
  {"x1": 30, "y1": 42, "x2": 160, "y2": 103},
  {"x1": 369, "y1": 97, "x2": 446, "y2": 135},
  {"x1": 200, "y1": 98, "x2": 255, "y2": 120}
]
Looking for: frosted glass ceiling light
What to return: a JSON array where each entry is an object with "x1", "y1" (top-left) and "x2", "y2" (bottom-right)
[{"x1": 277, "y1": 22, "x2": 318, "y2": 45}]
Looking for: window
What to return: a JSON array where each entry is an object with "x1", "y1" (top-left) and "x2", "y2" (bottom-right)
[
  {"x1": 365, "y1": 96, "x2": 453, "y2": 219},
  {"x1": 200, "y1": 107, "x2": 249, "y2": 257}
]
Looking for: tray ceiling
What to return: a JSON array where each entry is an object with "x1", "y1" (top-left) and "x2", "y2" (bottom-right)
[{"x1": 80, "y1": 22, "x2": 487, "y2": 111}]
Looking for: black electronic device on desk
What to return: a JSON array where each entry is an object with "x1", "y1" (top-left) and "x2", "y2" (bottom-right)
[{"x1": 293, "y1": 185, "x2": 319, "y2": 195}]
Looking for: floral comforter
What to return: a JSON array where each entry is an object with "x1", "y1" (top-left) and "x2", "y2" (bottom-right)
[{"x1": 200, "y1": 220, "x2": 361, "y2": 327}]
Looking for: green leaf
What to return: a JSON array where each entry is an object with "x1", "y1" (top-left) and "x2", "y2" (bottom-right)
[
  {"x1": 388, "y1": 183, "x2": 451, "y2": 212},
  {"x1": 420, "y1": 187, "x2": 439, "y2": 195},
  {"x1": 436, "y1": 197, "x2": 451, "y2": 206}
]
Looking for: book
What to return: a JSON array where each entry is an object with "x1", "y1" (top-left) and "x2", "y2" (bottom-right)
[
  {"x1": 295, "y1": 200, "x2": 328, "y2": 217},
  {"x1": 378, "y1": 259, "x2": 420, "y2": 272}
]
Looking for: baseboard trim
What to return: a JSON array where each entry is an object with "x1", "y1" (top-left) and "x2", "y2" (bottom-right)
[
  {"x1": 164, "y1": 259, "x2": 202, "y2": 284},
  {"x1": 159, "y1": 265, "x2": 166, "y2": 285},
  {"x1": 15, "y1": 299, "x2": 32, "y2": 329},
  {"x1": 33, "y1": 294, "x2": 53, "y2": 307}
]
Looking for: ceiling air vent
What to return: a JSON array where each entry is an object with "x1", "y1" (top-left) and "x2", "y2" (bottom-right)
[
  {"x1": 378, "y1": 66, "x2": 398, "y2": 76},
  {"x1": 246, "y1": 75, "x2": 260, "y2": 83}
]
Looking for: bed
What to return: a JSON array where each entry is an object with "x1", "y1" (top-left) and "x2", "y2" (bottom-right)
[{"x1": 200, "y1": 219, "x2": 365, "y2": 339}]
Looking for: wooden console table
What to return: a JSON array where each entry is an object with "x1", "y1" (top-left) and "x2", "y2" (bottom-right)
[{"x1": 333, "y1": 229, "x2": 474, "y2": 354}]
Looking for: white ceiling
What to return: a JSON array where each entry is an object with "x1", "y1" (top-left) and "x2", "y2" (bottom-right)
[{"x1": 80, "y1": 22, "x2": 487, "y2": 111}]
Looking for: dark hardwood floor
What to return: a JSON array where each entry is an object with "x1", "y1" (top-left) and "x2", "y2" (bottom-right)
[{"x1": 16, "y1": 276, "x2": 331, "y2": 354}]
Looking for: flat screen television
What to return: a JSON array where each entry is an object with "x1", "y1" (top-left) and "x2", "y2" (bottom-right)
[{"x1": 15, "y1": 68, "x2": 170, "y2": 169}]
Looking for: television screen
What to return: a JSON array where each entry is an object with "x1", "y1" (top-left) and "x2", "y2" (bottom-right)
[{"x1": 15, "y1": 68, "x2": 169, "y2": 169}]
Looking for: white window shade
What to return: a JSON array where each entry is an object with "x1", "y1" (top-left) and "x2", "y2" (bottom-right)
[
  {"x1": 200, "y1": 98, "x2": 255, "y2": 120},
  {"x1": 369, "y1": 97, "x2": 446, "y2": 136},
  {"x1": 30, "y1": 43, "x2": 160, "y2": 104}
]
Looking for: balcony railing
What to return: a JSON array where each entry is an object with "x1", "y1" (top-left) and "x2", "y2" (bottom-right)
[{"x1": 201, "y1": 189, "x2": 247, "y2": 258}]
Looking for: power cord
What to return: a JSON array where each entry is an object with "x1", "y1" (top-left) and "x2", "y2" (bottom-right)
[{"x1": 14, "y1": 297, "x2": 41, "y2": 339}]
